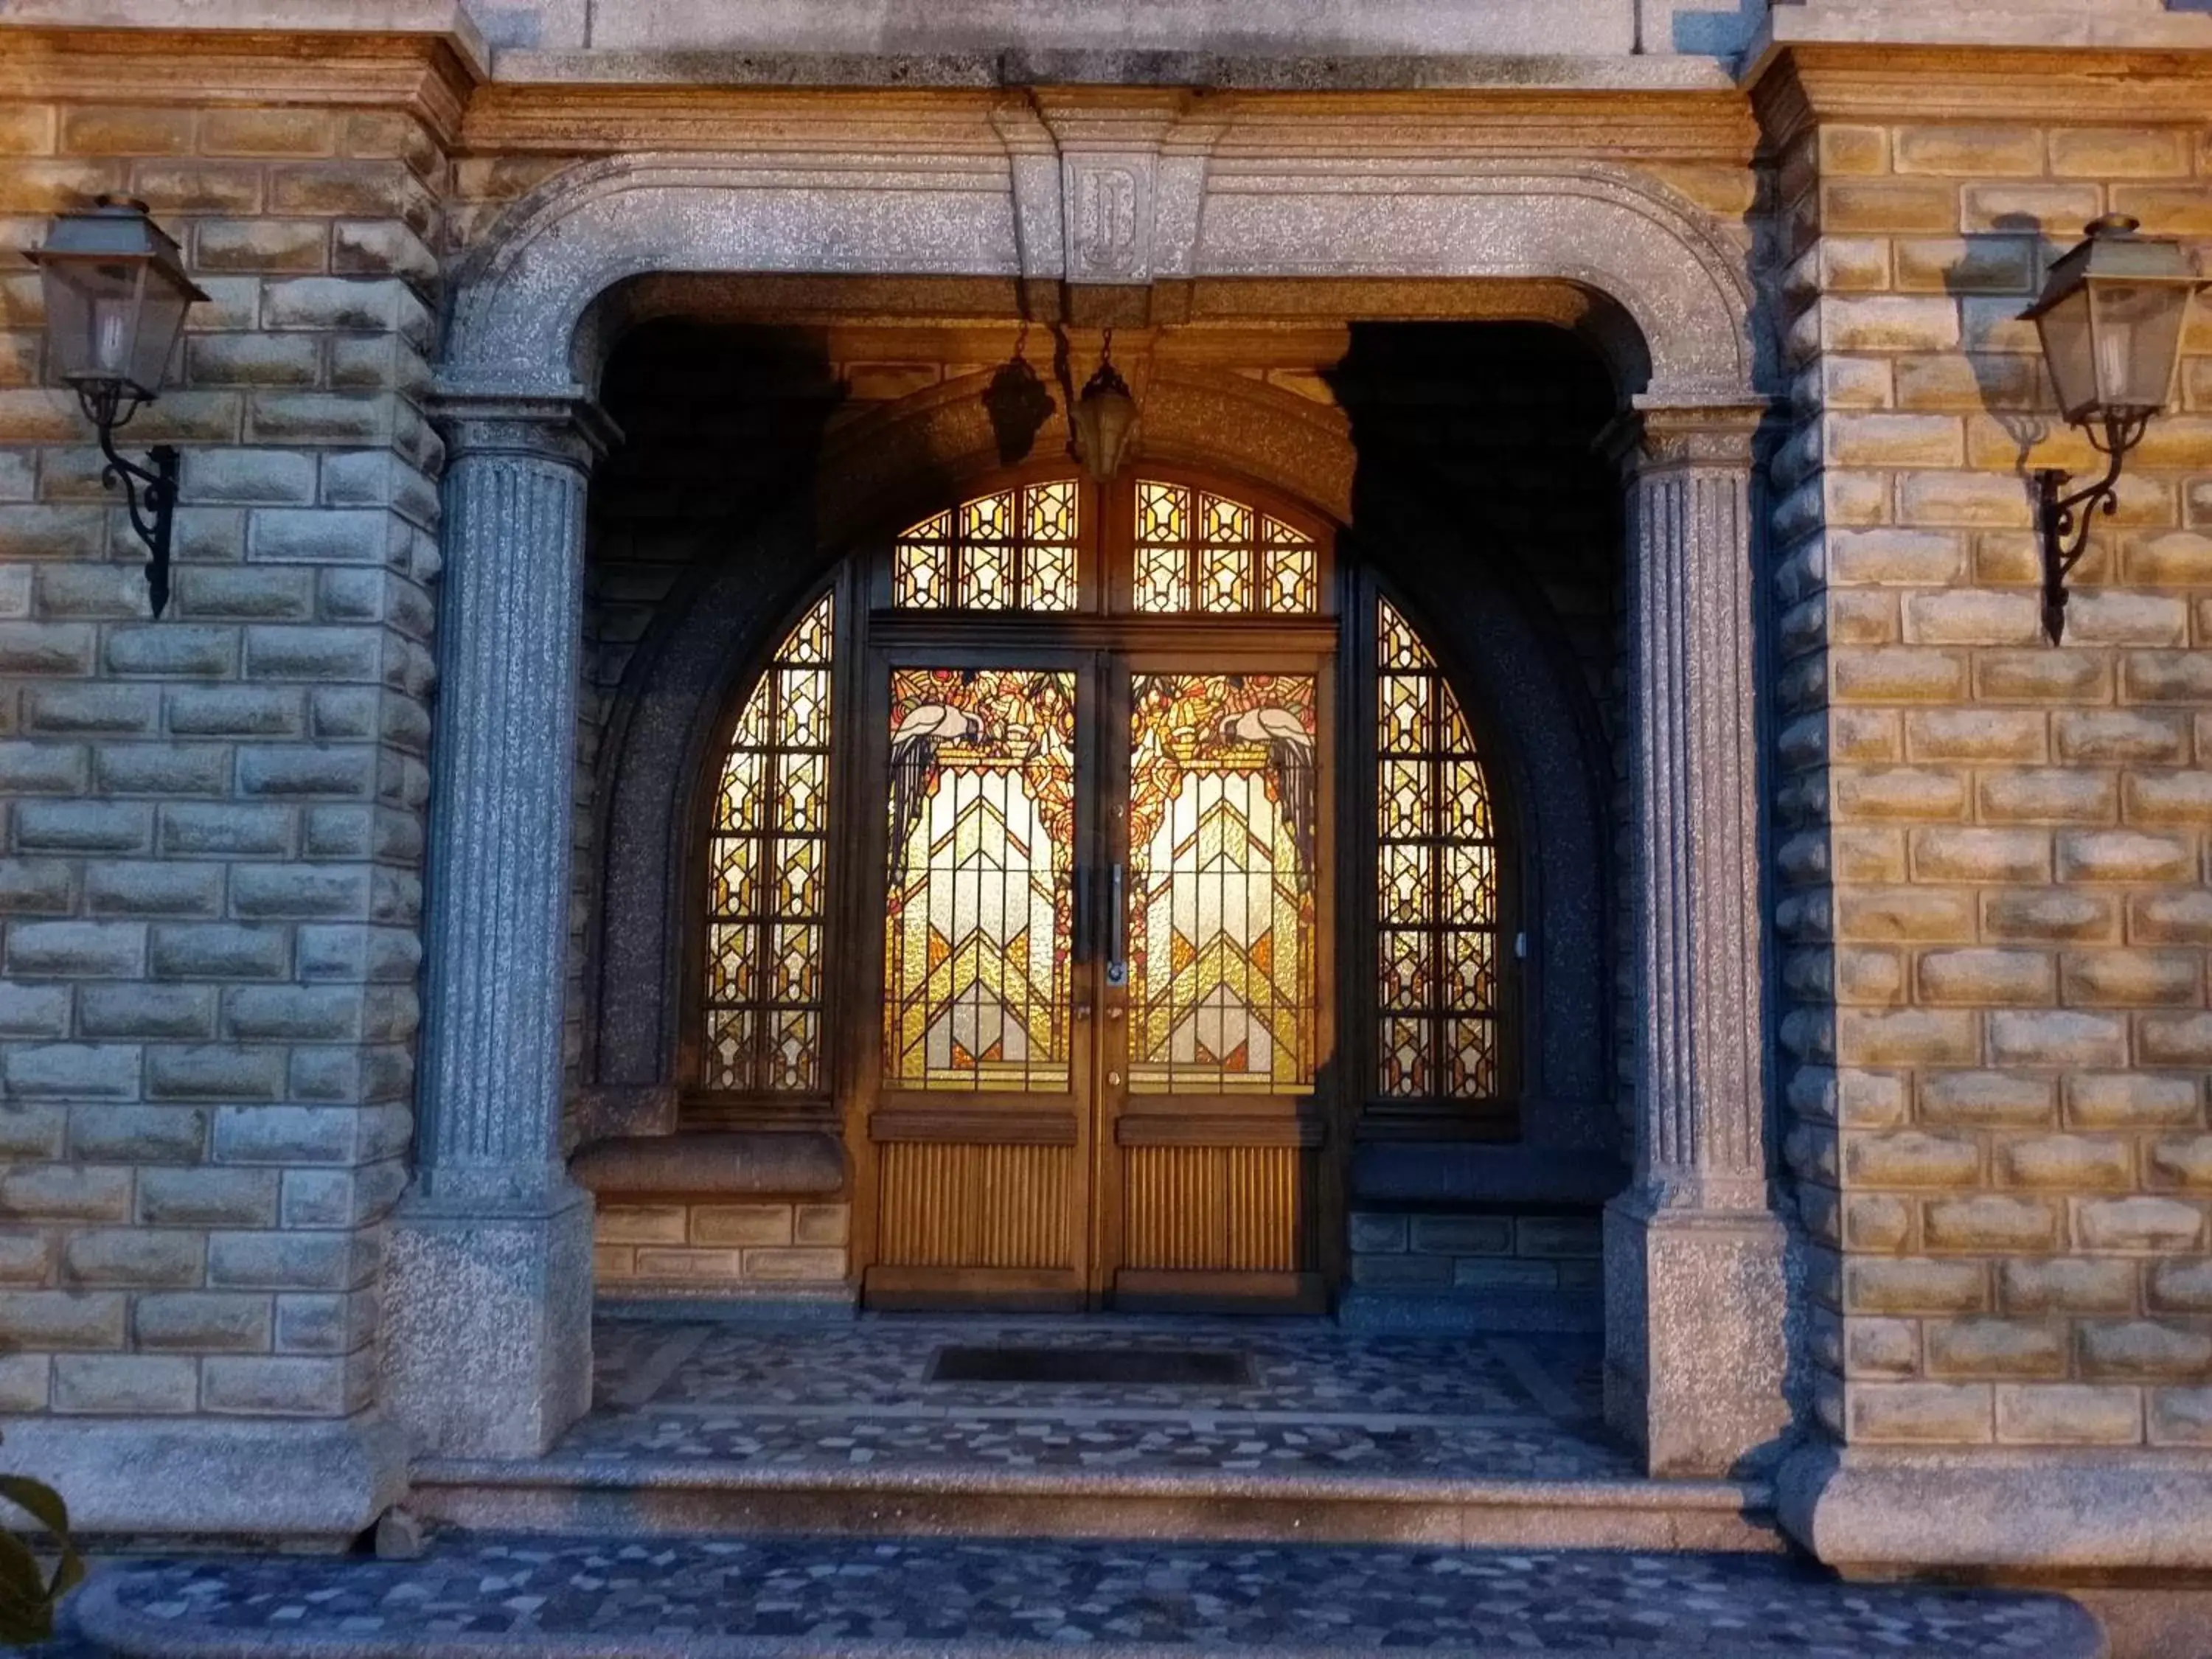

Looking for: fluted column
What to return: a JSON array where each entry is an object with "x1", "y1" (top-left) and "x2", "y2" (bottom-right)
[
  {"x1": 1603, "y1": 400, "x2": 1795, "y2": 1477},
  {"x1": 382, "y1": 394, "x2": 615, "y2": 1460}
]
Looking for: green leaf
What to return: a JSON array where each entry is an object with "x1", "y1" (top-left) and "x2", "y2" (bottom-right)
[{"x1": 0, "y1": 1474, "x2": 69, "y2": 1539}]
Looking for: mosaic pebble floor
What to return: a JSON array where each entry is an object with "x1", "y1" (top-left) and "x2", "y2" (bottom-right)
[
  {"x1": 542, "y1": 1316, "x2": 1638, "y2": 1483},
  {"x1": 57, "y1": 1533, "x2": 2102, "y2": 1658}
]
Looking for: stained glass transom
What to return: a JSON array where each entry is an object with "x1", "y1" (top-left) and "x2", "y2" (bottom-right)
[
  {"x1": 1128, "y1": 673, "x2": 1318, "y2": 1094},
  {"x1": 884, "y1": 668, "x2": 1077, "y2": 1091},
  {"x1": 703, "y1": 591, "x2": 835, "y2": 1093},
  {"x1": 1133, "y1": 481, "x2": 1318, "y2": 616},
  {"x1": 893, "y1": 481, "x2": 1078, "y2": 612},
  {"x1": 1375, "y1": 597, "x2": 1500, "y2": 1100}
]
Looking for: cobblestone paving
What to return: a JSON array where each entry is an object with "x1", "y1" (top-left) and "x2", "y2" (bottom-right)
[
  {"x1": 554, "y1": 1318, "x2": 1636, "y2": 1482},
  {"x1": 66, "y1": 1533, "x2": 2101, "y2": 1657}
]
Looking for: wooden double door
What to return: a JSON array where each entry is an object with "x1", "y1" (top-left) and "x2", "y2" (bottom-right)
[{"x1": 853, "y1": 625, "x2": 1338, "y2": 1312}]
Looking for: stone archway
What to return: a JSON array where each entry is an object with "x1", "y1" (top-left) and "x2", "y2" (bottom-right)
[{"x1": 389, "y1": 133, "x2": 1784, "y2": 1478}]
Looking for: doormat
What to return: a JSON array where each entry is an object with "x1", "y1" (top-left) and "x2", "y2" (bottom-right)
[{"x1": 928, "y1": 1346, "x2": 1253, "y2": 1385}]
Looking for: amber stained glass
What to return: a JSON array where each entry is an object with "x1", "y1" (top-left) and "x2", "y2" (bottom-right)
[
  {"x1": 884, "y1": 668, "x2": 1077, "y2": 1091},
  {"x1": 1127, "y1": 673, "x2": 1318, "y2": 1093},
  {"x1": 893, "y1": 481, "x2": 1078, "y2": 611},
  {"x1": 1133, "y1": 481, "x2": 1317, "y2": 615},
  {"x1": 703, "y1": 592, "x2": 835, "y2": 1093},
  {"x1": 1376, "y1": 597, "x2": 1499, "y2": 1099}
]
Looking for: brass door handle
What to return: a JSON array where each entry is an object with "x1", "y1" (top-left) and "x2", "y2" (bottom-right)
[{"x1": 1106, "y1": 862, "x2": 1126, "y2": 987}]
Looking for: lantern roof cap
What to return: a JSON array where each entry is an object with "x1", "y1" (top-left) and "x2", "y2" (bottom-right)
[
  {"x1": 26, "y1": 195, "x2": 208, "y2": 302},
  {"x1": 2024, "y1": 215, "x2": 2200, "y2": 321}
]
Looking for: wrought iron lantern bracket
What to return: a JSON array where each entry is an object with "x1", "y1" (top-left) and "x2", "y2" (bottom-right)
[
  {"x1": 77, "y1": 378, "x2": 180, "y2": 619},
  {"x1": 2034, "y1": 408, "x2": 2150, "y2": 647}
]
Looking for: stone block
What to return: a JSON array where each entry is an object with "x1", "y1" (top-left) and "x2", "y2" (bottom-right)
[
  {"x1": 1835, "y1": 889, "x2": 1975, "y2": 943},
  {"x1": 2131, "y1": 891, "x2": 2212, "y2": 945},
  {"x1": 1926, "y1": 1318, "x2": 2066, "y2": 1379},
  {"x1": 1848, "y1": 1381, "x2": 1993, "y2": 1444},
  {"x1": 2057, "y1": 830, "x2": 2194, "y2": 882},
  {"x1": 1826, "y1": 411, "x2": 1964, "y2": 467},
  {"x1": 231, "y1": 865, "x2": 372, "y2": 919},
  {"x1": 173, "y1": 566, "x2": 316, "y2": 620},
  {"x1": 741, "y1": 1247, "x2": 847, "y2": 1282},
  {"x1": 1914, "y1": 947, "x2": 2053, "y2": 1006},
  {"x1": 61, "y1": 1228, "x2": 203, "y2": 1289},
  {"x1": 0, "y1": 860, "x2": 77, "y2": 916},
  {"x1": 84, "y1": 862, "x2": 224, "y2": 919},
  {"x1": 165, "y1": 686, "x2": 303, "y2": 737},
  {"x1": 1452, "y1": 1257, "x2": 1559, "y2": 1289},
  {"x1": 1923, "y1": 1195, "x2": 2058, "y2": 1251},
  {"x1": 1346, "y1": 1211, "x2": 1408, "y2": 1254},
  {"x1": 146, "y1": 1045, "x2": 285, "y2": 1102},
  {"x1": 1821, "y1": 181, "x2": 1957, "y2": 234},
  {"x1": 1843, "y1": 1194, "x2": 1912, "y2": 1251},
  {"x1": 2123, "y1": 771, "x2": 2212, "y2": 824},
  {"x1": 237, "y1": 746, "x2": 377, "y2": 799},
  {"x1": 2001, "y1": 1259, "x2": 2137, "y2": 1316},
  {"x1": 134, "y1": 1291, "x2": 273, "y2": 1354},
  {"x1": 15, "y1": 800, "x2": 153, "y2": 852},
  {"x1": 2076, "y1": 1197, "x2": 2205, "y2": 1252},
  {"x1": 1846, "y1": 1258, "x2": 1988, "y2": 1315},
  {"x1": 0, "y1": 1230, "x2": 48, "y2": 1284},
  {"x1": 181, "y1": 443, "x2": 319, "y2": 499},
  {"x1": 1837, "y1": 1009, "x2": 1978, "y2": 1065},
  {"x1": 2080, "y1": 1321, "x2": 2212, "y2": 1381},
  {"x1": 1981, "y1": 889, "x2": 2115, "y2": 944},
  {"x1": 793, "y1": 1203, "x2": 849, "y2": 1247},
  {"x1": 1350, "y1": 1253, "x2": 1452, "y2": 1289},
  {"x1": 1831, "y1": 647, "x2": 1968, "y2": 703},
  {"x1": 1, "y1": 1045, "x2": 140, "y2": 1101},
  {"x1": 201, "y1": 1354, "x2": 350, "y2": 1416},
  {"x1": 2062, "y1": 950, "x2": 2201, "y2": 1008},
  {"x1": 207, "y1": 1230, "x2": 362, "y2": 1293},
  {"x1": 1990, "y1": 1012, "x2": 2128, "y2": 1068},
  {"x1": 133, "y1": 161, "x2": 263, "y2": 215},
  {"x1": 68, "y1": 1105, "x2": 206, "y2": 1164},
  {"x1": 2150, "y1": 1139, "x2": 2212, "y2": 1190},
  {"x1": 96, "y1": 744, "x2": 232, "y2": 798},
  {"x1": 52, "y1": 1354, "x2": 197, "y2": 1414},
  {"x1": 1844, "y1": 1318, "x2": 1919, "y2": 1378},
  {"x1": 2150, "y1": 1261, "x2": 2212, "y2": 1312},
  {"x1": 2149, "y1": 1388, "x2": 2212, "y2": 1447},
  {"x1": 198, "y1": 108, "x2": 338, "y2": 157},
  {"x1": 195, "y1": 218, "x2": 327, "y2": 274},
  {"x1": 594, "y1": 1204, "x2": 687, "y2": 1245},
  {"x1": 1409, "y1": 1214, "x2": 1515, "y2": 1255},
  {"x1": 1833, "y1": 767, "x2": 1969, "y2": 821},
  {"x1": 220, "y1": 985, "x2": 362, "y2": 1041},
  {"x1": 1996, "y1": 1383, "x2": 2145, "y2": 1446},
  {"x1": 0, "y1": 1289, "x2": 125, "y2": 1349},
  {"x1": 147, "y1": 923, "x2": 290, "y2": 980},
  {"x1": 77, "y1": 984, "x2": 215, "y2": 1040},
  {"x1": 136, "y1": 1169, "x2": 280, "y2": 1229},
  {"x1": 2066, "y1": 1073, "x2": 2202, "y2": 1130}
]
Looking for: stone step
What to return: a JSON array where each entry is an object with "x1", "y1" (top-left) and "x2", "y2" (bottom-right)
[
  {"x1": 411, "y1": 1457, "x2": 1780, "y2": 1553},
  {"x1": 66, "y1": 1531, "x2": 2104, "y2": 1658}
]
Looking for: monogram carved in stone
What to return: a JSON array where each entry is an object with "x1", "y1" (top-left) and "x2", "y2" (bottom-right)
[{"x1": 1072, "y1": 164, "x2": 1141, "y2": 277}]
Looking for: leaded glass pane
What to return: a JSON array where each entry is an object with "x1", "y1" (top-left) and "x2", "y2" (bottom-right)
[
  {"x1": 1127, "y1": 672, "x2": 1318, "y2": 1093},
  {"x1": 701, "y1": 591, "x2": 835, "y2": 1093},
  {"x1": 1132, "y1": 480, "x2": 1319, "y2": 616},
  {"x1": 1374, "y1": 595, "x2": 1501, "y2": 1102},
  {"x1": 893, "y1": 484, "x2": 1078, "y2": 612},
  {"x1": 884, "y1": 668, "x2": 1077, "y2": 1091}
]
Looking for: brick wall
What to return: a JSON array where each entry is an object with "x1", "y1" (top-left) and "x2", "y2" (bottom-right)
[
  {"x1": 593, "y1": 1199, "x2": 848, "y2": 1296},
  {"x1": 0, "y1": 97, "x2": 446, "y2": 1419},
  {"x1": 1767, "y1": 98, "x2": 2212, "y2": 1450}
]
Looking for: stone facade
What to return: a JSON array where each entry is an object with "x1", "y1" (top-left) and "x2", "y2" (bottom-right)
[{"x1": 0, "y1": 0, "x2": 2204, "y2": 1594}]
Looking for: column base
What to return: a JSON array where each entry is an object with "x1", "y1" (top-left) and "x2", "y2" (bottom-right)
[
  {"x1": 1779, "y1": 1440, "x2": 2212, "y2": 1574},
  {"x1": 381, "y1": 1183, "x2": 595, "y2": 1459},
  {"x1": 0, "y1": 1415, "x2": 407, "y2": 1544},
  {"x1": 1604, "y1": 1192, "x2": 1794, "y2": 1478}
]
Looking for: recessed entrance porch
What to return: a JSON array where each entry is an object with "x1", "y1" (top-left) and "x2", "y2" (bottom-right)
[{"x1": 407, "y1": 1313, "x2": 1760, "y2": 1551}]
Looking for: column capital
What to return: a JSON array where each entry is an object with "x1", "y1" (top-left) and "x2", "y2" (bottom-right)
[
  {"x1": 1601, "y1": 397, "x2": 1773, "y2": 474},
  {"x1": 431, "y1": 386, "x2": 621, "y2": 472}
]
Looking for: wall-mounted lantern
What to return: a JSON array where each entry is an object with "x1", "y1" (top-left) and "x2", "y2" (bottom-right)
[
  {"x1": 27, "y1": 196, "x2": 206, "y2": 619},
  {"x1": 2022, "y1": 215, "x2": 2203, "y2": 644}
]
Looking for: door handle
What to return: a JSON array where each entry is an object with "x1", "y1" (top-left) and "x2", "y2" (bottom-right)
[
  {"x1": 1072, "y1": 865, "x2": 1091, "y2": 962},
  {"x1": 1107, "y1": 862, "x2": 1127, "y2": 987}
]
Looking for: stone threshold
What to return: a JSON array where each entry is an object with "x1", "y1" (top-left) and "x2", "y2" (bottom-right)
[
  {"x1": 410, "y1": 1456, "x2": 1779, "y2": 1552},
  {"x1": 63, "y1": 1532, "x2": 2105, "y2": 1659}
]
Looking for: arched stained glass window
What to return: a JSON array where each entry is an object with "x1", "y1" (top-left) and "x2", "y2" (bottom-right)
[
  {"x1": 703, "y1": 591, "x2": 835, "y2": 1093},
  {"x1": 1375, "y1": 596, "x2": 1500, "y2": 1100}
]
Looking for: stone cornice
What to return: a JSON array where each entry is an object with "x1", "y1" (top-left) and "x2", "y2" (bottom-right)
[
  {"x1": 1748, "y1": 41, "x2": 2212, "y2": 152},
  {"x1": 457, "y1": 83, "x2": 1757, "y2": 164},
  {"x1": 0, "y1": 24, "x2": 483, "y2": 145}
]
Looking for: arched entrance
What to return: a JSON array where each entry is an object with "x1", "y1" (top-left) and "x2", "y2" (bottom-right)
[{"x1": 693, "y1": 464, "x2": 1511, "y2": 1311}]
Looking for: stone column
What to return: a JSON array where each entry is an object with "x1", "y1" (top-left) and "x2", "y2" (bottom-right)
[
  {"x1": 1603, "y1": 399, "x2": 1795, "y2": 1478},
  {"x1": 381, "y1": 394, "x2": 614, "y2": 1459}
]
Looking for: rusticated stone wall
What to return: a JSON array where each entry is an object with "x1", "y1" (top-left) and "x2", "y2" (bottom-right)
[
  {"x1": 1766, "y1": 99, "x2": 2212, "y2": 1451},
  {"x1": 0, "y1": 97, "x2": 448, "y2": 1420}
]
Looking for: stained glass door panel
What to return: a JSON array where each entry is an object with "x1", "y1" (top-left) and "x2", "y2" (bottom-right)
[
  {"x1": 1124, "y1": 674, "x2": 1318, "y2": 1094},
  {"x1": 1106, "y1": 667, "x2": 1327, "y2": 1312},
  {"x1": 869, "y1": 664, "x2": 1092, "y2": 1307}
]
